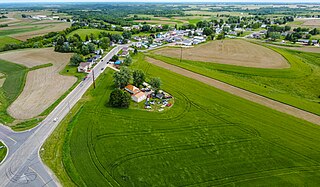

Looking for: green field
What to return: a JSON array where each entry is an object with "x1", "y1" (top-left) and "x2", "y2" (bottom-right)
[
  {"x1": 68, "y1": 29, "x2": 122, "y2": 40},
  {"x1": 148, "y1": 45, "x2": 320, "y2": 116},
  {"x1": 0, "y1": 36, "x2": 21, "y2": 48},
  {"x1": 0, "y1": 26, "x2": 46, "y2": 37},
  {"x1": 0, "y1": 59, "x2": 28, "y2": 124},
  {"x1": 43, "y1": 53, "x2": 320, "y2": 186},
  {"x1": 0, "y1": 141, "x2": 7, "y2": 163}
]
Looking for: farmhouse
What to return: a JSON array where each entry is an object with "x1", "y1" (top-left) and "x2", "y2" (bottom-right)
[
  {"x1": 132, "y1": 92, "x2": 146, "y2": 103},
  {"x1": 125, "y1": 85, "x2": 140, "y2": 94},
  {"x1": 77, "y1": 62, "x2": 91, "y2": 73}
]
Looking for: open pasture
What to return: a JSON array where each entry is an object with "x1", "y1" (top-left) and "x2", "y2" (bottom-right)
[
  {"x1": 149, "y1": 45, "x2": 320, "y2": 116},
  {"x1": 43, "y1": 53, "x2": 320, "y2": 186},
  {"x1": 154, "y1": 39, "x2": 289, "y2": 69},
  {"x1": 68, "y1": 29, "x2": 122, "y2": 40},
  {"x1": 0, "y1": 48, "x2": 76, "y2": 119}
]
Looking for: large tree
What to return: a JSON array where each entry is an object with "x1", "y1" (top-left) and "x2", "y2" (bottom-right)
[
  {"x1": 100, "y1": 37, "x2": 110, "y2": 49},
  {"x1": 108, "y1": 88, "x2": 130, "y2": 108},
  {"x1": 70, "y1": 54, "x2": 84, "y2": 66},
  {"x1": 122, "y1": 31, "x2": 132, "y2": 40},
  {"x1": 133, "y1": 69, "x2": 145, "y2": 87},
  {"x1": 150, "y1": 77, "x2": 161, "y2": 92},
  {"x1": 123, "y1": 55, "x2": 132, "y2": 66},
  {"x1": 203, "y1": 27, "x2": 214, "y2": 36},
  {"x1": 113, "y1": 67, "x2": 131, "y2": 88}
]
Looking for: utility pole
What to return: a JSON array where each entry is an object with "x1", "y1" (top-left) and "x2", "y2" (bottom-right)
[{"x1": 92, "y1": 69, "x2": 96, "y2": 89}]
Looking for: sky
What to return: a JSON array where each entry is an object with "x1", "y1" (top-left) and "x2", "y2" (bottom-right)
[{"x1": 0, "y1": 0, "x2": 319, "y2": 3}]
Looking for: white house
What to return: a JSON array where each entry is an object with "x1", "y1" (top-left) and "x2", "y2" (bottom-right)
[
  {"x1": 132, "y1": 92, "x2": 146, "y2": 103},
  {"x1": 77, "y1": 62, "x2": 92, "y2": 73}
]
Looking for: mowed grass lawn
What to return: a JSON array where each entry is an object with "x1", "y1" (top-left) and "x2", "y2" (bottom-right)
[
  {"x1": 0, "y1": 60, "x2": 28, "y2": 124},
  {"x1": 0, "y1": 36, "x2": 21, "y2": 48},
  {"x1": 0, "y1": 141, "x2": 7, "y2": 163},
  {"x1": 43, "y1": 53, "x2": 320, "y2": 186},
  {"x1": 68, "y1": 29, "x2": 122, "y2": 40},
  {"x1": 148, "y1": 46, "x2": 320, "y2": 116}
]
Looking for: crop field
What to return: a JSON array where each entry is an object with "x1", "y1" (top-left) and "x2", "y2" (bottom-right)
[
  {"x1": 148, "y1": 45, "x2": 320, "y2": 116},
  {"x1": 154, "y1": 40, "x2": 289, "y2": 69},
  {"x1": 296, "y1": 18, "x2": 320, "y2": 28},
  {"x1": 0, "y1": 141, "x2": 7, "y2": 163},
  {"x1": 0, "y1": 48, "x2": 76, "y2": 120},
  {"x1": 43, "y1": 53, "x2": 320, "y2": 186},
  {"x1": 68, "y1": 29, "x2": 122, "y2": 40},
  {"x1": 0, "y1": 59, "x2": 28, "y2": 124},
  {"x1": 10, "y1": 22, "x2": 71, "y2": 41},
  {"x1": 0, "y1": 36, "x2": 21, "y2": 48},
  {"x1": 0, "y1": 11, "x2": 71, "y2": 41}
]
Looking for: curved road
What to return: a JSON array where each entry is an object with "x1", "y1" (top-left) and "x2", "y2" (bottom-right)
[{"x1": 0, "y1": 45, "x2": 126, "y2": 187}]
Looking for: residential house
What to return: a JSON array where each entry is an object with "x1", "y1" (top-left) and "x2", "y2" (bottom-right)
[
  {"x1": 77, "y1": 62, "x2": 92, "y2": 73},
  {"x1": 132, "y1": 92, "x2": 146, "y2": 103}
]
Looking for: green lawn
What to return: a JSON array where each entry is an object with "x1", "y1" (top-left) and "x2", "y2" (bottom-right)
[
  {"x1": 68, "y1": 29, "x2": 122, "y2": 40},
  {"x1": 42, "y1": 53, "x2": 320, "y2": 186},
  {"x1": 0, "y1": 36, "x2": 21, "y2": 48},
  {"x1": 0, "y1": 141, "x2": 7, "y2": 163},
  {"x1": 0, "y1": 59, "x2": 28, "y2": 124},
  {"x1": 148, "y1": 46, "x2": 320, "y2": 116}
]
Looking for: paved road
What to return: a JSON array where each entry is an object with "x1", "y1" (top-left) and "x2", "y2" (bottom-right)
[{"x1": 0, "y1": 45, "x2": 126, "y2": 187}]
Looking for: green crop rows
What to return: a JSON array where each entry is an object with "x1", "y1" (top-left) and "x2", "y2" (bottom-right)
[{"x1": 43, "y1": 53, "x2": 320, "y2": 186}]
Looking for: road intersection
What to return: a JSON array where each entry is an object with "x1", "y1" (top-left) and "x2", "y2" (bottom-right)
[{"x1": 0, "y1": 45, "x2": 126, "y2": 187}]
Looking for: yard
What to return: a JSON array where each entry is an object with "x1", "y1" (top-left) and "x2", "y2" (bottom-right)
[{"x1": 42, "y1": 53, "x2": 320, "y2": 186}]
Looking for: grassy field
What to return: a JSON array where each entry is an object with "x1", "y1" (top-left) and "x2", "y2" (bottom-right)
[
  {"x1": 42, "y1": 53, "x2": 320, "y2": 186},
  {"x1": 0, "y1": 141, "x2": 7, "y2": 163},
  {"x1": 148, "y1": 45, "x2": 320, "y2": 116},
  {"x1": 68, "y1": 29, "x2": 122, "y2": 40},
  {"x1": 0, "y1": 59, "x2": 28, "y2": 124},
  {"x1": 0, "y1": 36, "x2": 21, "y2": 48}
]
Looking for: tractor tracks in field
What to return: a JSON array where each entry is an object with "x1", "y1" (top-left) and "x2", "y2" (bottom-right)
[{"x1": 145, "y1": 57, "x2": 320, "y2": 126}]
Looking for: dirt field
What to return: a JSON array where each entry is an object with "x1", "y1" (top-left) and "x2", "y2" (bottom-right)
[
  {"x1": 0, "y1": 48, "x2": 76, "y2": 119},
  {"x1": 154, "y1": 39, "x2": 290, "y2": 69},
  {"x1": 146, "y1": 57, "x2": 320, "y2": 125},
  {"x1": 297, "y1": 18, "x2": 320, "y2": 27}
]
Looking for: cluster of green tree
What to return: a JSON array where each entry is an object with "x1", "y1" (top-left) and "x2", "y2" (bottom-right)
[
  {"x1": 110, "y1": 66, "x2": 161, "y2": 108},
  {"x1": 0, "y1": 15, "x2": 7, "y2": 19},
  {"x1": 60, "y1": 4, "x2": 184, "y2": 27},
  {"x1": 284, "y1": 28, "x2": 319, "y2": 42},
  {"x1": 268, "y1": 25, "x2": 291, "y2": 33},
  {"x1": 54, "y1": 31, "x2": 117, "y2": 54}
]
